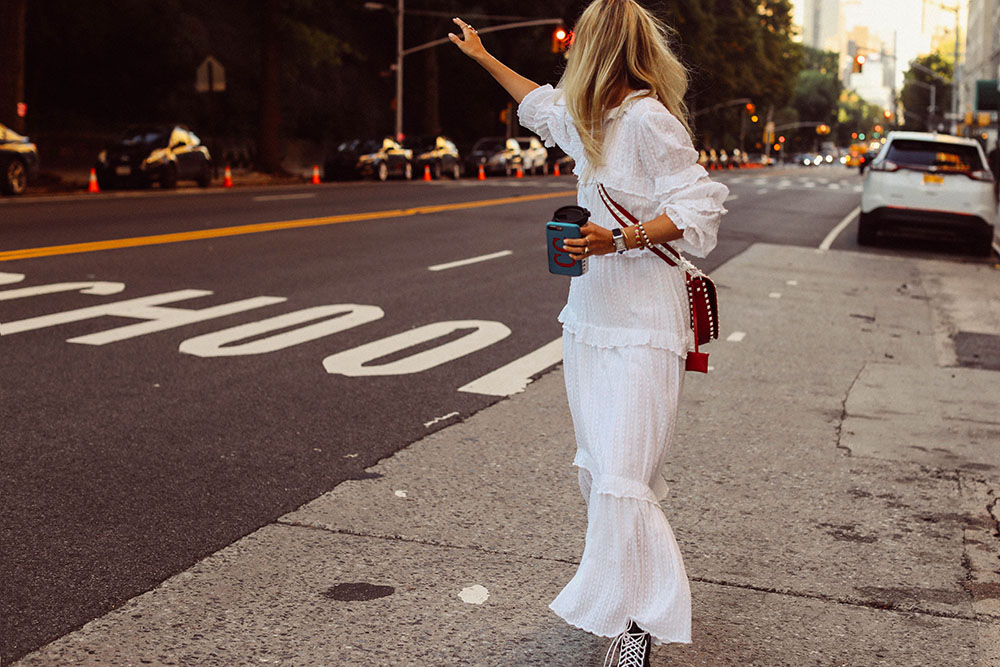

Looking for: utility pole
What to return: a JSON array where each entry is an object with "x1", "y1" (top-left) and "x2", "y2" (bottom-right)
[
  {"x1": 0, "y1": 0, "x2": 27, "y2": 132},
  {"x1": 395, "y1": 0, "x2": 404, "y2": 142}
]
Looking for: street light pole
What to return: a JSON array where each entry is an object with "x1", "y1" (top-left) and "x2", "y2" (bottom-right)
[{"x1": 395, "y1": 0, "x2": 404, "y2": 142}]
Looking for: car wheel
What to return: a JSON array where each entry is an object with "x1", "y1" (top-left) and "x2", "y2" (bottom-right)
[
  {"x1": 433, "y1": 162, "x2": 442, "y2": 180},
  {"x1": 197, "y1": 163, "x2": 212, "y2": 188},
  {"x1": 976, "y1": 228, "x2": 996, "y2": 257},
  {"x1": 161, "y1": 163, "x2": 178, "y2": 189},
  {"x1": 857, "y1": 212, "x2": 878, "y2": 246},
  {"x1": 451, "y1": 162, "x2": 461, "y2": 179},
  {"x1": 404, "y1": 162, "x2": 413, "y2": 180},
  {"x1": 377, "y1": 162, "x2": 389, "y2": 182},
  {"x1": 1, "y1": 158, "x2": 28, "y2": 195}
]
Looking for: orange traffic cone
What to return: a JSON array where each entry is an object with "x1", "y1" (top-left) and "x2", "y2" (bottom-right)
[
  {"x1": 87, "y1": 168, "x2": 100, "y2": 193},
  {"x1": 553, "y1": 162, "x2": 561, "y2": 177},
  {"x1": 477, "y1": 163, "x2": 486, "y2": 180},
  {"x1": 515, "y1": 164, "x2": 524, "y2": 178},
  {"x1": 423, "y1": 164, "x2": 432, "y2": 181},
  {"x1": 223, "y1": 165, "x2": 233, "y2": 188},
  {"x1": 311, "y1": 165, "x2": 321, "y2": 184}
]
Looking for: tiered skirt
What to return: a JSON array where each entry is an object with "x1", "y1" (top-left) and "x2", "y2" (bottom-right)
[{"x1": 550, "y1": 329, "x2": 691, "y2": 645}]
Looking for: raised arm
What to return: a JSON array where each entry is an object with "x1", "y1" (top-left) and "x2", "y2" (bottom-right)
[{"x1": 448, "y1": 17, "x2": 539, "y2": 103}]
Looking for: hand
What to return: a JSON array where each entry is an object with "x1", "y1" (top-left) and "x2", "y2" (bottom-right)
[
  {"x1": 448, "y1": 17, "x2": 487, "y2": 60},
  {"x1": 563, "y1": 222, "x2": 614, "y2": 261}
]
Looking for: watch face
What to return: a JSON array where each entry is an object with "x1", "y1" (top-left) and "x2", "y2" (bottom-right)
[{"x1": 612, "y1": 228, "x2": 627, "y2": 252}]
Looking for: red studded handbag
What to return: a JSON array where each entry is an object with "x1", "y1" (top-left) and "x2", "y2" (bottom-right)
[{"x1": 598, "y1": 184, "x2": 719, "y2": 373}]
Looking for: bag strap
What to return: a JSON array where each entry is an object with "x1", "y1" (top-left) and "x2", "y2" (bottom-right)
[
  {"x1": 597, "y1": 184, "x2": 680, "y2": 267},
  {"x1": 597, "y1": 184, "x2": 707, "y2": 278}
]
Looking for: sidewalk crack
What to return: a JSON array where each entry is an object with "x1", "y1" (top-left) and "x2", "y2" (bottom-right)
[
  {"x1": 273, "y1": 518, "x2": 581, "y2": 565},
  {"x1": 834, "y1": 362, "x2": 867, "y2": 457},
  {"x1": 690, "y1": 576, "x2": 992, "y2": 623}
]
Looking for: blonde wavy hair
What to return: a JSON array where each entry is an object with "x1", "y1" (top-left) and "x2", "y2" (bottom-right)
[{"x1": 558, "y1": 0, "x2": 691, "y2": 167}]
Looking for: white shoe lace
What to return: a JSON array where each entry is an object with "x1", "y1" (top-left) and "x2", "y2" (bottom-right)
[{"x1": 603, "y1": 626, "x2": 649, "y2": 667}]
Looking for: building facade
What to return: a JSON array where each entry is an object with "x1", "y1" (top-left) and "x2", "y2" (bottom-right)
[{"x1": 959, "y1": 0, "x2": 1000, "y2": 145}]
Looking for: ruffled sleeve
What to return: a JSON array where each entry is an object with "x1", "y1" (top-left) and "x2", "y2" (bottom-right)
[
  {"x1": 636, "y1": 107, "x2": 728, "y2": 257},
  {"x1": 517, "y1": 84, "x2": 575, "y2": 151}
]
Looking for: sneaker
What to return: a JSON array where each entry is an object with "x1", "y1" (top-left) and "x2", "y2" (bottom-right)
[{"x1": 603, "y1": 621, "x2": 651, "y2": 667}]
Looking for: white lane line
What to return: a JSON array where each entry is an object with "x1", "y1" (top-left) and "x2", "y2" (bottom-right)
[
  {"x1": 769, "y1": 292, "x2": 782, "y2": 299},
  {"x1": 428, "y1": 250, "x2": 512, "y2": 272},
  {"x1": 725, "y1": 194, "x2": 740, "y2": 202},
  {"x1": 786, "y1": 279, "x2": 798, "y2": 286},
  {"x1": 252, "y1": 193, "x2": 317, "y2": 202},
  {"x1": 818, "y1": 205, "x2": 861, "y2": 251},
  {"x1": 727, "y1": 331, "x2": 747, "y2": 342},
  {"x1": 424, "y1": 411, "x2": 459, "y2": 428},
  {"x1": 459, "y1": 337, "x2": 562, "y2": 396}
]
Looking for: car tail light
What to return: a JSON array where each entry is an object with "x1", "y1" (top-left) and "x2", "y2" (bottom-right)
[
  {"x1": 967, "y1": 169, "x2": 994, "y2": 182},
  {"x1": 869, "y1": 160, "x2": 899, "y2": 172}
]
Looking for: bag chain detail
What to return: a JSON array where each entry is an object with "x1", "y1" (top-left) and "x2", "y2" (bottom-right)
[{"x1": 597, "y1": 184, "x2": 719, "y2": 373}]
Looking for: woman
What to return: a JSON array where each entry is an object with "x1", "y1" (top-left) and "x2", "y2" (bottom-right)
[{"x1": 449, "y1": 2, "x2": 727, "y2": 665}]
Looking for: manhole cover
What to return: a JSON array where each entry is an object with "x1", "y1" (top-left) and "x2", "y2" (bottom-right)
[{"x1": 954, "y1": 332, "x2": 1000, "y2": 371}]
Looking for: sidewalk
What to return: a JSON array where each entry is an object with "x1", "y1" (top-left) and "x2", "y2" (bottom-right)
[{"x1": 14, "y1": 243, "x2": 1000, "y2": 666}]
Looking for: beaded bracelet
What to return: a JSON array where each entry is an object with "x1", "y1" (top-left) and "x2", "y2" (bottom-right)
[{"x1": 637, "y1": 222, "x2": 652, "y2": 249}]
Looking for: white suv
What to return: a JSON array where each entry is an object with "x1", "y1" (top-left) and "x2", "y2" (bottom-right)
[{"x1": 860, "y1": 131, "x2": 997, "y2": 255}]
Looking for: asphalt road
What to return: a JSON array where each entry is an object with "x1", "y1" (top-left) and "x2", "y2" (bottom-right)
[{"x1": 0, "y1": 165, "x2": 991, "y2": 662}]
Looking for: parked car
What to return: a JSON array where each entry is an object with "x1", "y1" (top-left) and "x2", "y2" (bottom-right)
[
  {"x1": 547, "y1": 145, "x2": 575, "y2": 174},
  {"x1": 405, "y1": 135, "x2": 462, "y2": 179},
  {"x1": 466, "y1": 137, "x2": 523, "y2": 176},
  {"x1": 859, "y1": 131, "x2": 997, "y2": 255},
  {"x1": 324, "y1": 138, "x2": 372, "y2": 181},
  {"x1": 0, "y1": 122, "x2": 40, "y2": 195},
  {"x1": 515, "y1": 136, "x2": 548, "y2": 175},
  {"x1": 95, "y1": 124, "x2": 212, "y2": 189},
  {"x1": 359, "y1": 137, "x2": 413, "y2": 181}
]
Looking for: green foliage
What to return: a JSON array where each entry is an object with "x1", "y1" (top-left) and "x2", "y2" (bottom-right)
[
  {"x1": 900, "y1": 53, "x2": 953, "y2": 130},
  {"x1": 24, "y1": 0, "x2": 805, "y2": 164},
  {"x1": 836, "y1": 90, "x2": 884, "y2": 145}
]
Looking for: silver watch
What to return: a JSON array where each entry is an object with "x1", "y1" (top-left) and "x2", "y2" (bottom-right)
[{"x1": 612, "y1": 228, "x2": 627, "y2": 253}]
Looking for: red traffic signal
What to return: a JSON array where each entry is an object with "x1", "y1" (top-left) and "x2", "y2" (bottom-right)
[
  {"x1": 552, "y1": 27, "x2": 571, "y2": 52},
  {"x1": 745, "y1": 102, "x2": 755, "y2": 114},
  {"x1": 852, "y1": 54, "x2": 866, "y2": 73}
]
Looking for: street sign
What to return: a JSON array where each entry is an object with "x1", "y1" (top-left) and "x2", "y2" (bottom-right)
[
  {"x1": 975, "y1": 79, "x2": 998, "y2": 111},
  {"x1": 195, "y1": 56, "x2": 226, "y2": 93}
]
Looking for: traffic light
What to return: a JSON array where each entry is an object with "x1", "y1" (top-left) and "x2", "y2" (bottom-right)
[
  {"x1": 745, "y1": 103, "x2": 755, "y2": 114},
  {"x1": 852, "y1": 54, "x2": 866, "y2": 73},
  {"x1": 552, "y1": 26, "x2": 570, "y2": 52}
]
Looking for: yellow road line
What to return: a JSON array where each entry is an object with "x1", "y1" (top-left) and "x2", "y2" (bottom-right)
[{"x1": 0, "y1": 190, "x2": 577, "y2": 262}]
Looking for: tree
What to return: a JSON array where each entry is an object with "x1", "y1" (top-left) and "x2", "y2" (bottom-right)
[{"x1": 900, "y1": 52, "x2": 953, "y2": 131}]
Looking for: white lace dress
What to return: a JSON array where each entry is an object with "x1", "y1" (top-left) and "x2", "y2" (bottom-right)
[{"x1": 518, "y1": 85, "x2": 728, "y2": 645}]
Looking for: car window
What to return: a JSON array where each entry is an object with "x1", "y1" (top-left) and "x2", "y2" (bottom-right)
[
  {"x1": 123, "y1": 128, "x2": 167, "y2": 146},
  {"x1": 884, "y1": 139, "x2": 984, "y2": 172},
  {"x1": 188, "y1": 131, "x2": 201, "y2": 146},
  {"x1": 474, "y1": 139, "x2": 504, "y2": 152}
]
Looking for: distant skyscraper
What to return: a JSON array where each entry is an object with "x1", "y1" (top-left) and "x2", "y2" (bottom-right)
[{"x1": 798, "y1": 0, "x2": 843, "y2": 52}]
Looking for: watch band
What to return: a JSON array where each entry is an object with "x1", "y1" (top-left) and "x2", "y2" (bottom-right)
[{"x1": 612, "y1": 227, "x2": 627, "y2": 253}]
